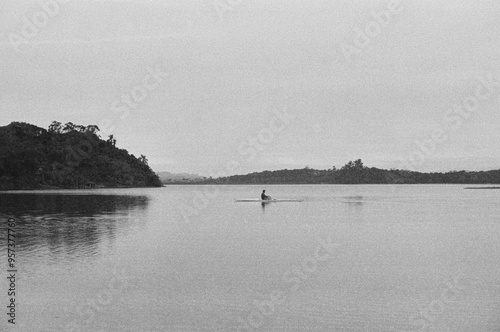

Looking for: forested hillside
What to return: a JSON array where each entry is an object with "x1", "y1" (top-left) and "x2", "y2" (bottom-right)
[
  {"x1": 0, "y1": 121, "x2": 161, "y2": 190},
  {"x1": 201, "y1": 159, "x2": 500, "y2": 185}
]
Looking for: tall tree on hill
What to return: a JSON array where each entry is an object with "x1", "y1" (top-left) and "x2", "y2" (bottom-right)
[
  {"x1": 48, "y1": 121, "x2": 62, "y2": 134},
  {"x1": 139, "y1": 154, "x2": 148, "y2": 166}
]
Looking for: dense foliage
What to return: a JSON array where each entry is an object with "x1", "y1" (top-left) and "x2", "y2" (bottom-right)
[
  {"x1": 0, "y1": 121, "x2": 162, "y2": 190},
  {"x1": 200, "y1": 159, "x2": 500, "y2": 185}
]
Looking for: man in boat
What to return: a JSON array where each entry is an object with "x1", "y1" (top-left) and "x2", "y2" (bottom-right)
[{"x1": 261, "y1": 190, "x2": 271, "y2": 200}]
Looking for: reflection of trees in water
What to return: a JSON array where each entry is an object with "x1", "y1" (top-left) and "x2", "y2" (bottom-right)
[
  {"x1": 0, "y1": 194, "x2": 148, "y2": 216},
  {"x1": 344, "y1": 196, "x2": 364, "y2": 207},
  {"x1": 0, "y1": 194, "x2": 149, "y2": 262},
  {"x1": 341, "y1": 196, "x2": 365, "y2": 223}
]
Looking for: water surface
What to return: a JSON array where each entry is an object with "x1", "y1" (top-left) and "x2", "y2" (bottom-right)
[{"x1": 1, "y1": 185, "x2": 499, "y2": 331}]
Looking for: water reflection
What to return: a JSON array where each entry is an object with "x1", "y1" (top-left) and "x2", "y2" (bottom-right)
[
  {"x1": 343, "y1": 196, "x2": 365, "y2": 206},
  {"x1": 0, "y1": 194, "x2": 149, "y2": 265},
  {"x1": 260, "y1": 201, "x2": 273, "y2": 211},
  {"x1": 341, "y1": 196, "x2": 365, "y2": 223}
]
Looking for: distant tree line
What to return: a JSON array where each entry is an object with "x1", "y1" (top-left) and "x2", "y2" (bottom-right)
[
  {"x1": 198, "y1": 159, "x2": 500, "y2": 185},
  {"x1": 0, "y1": 121, "x2": 162, "y2": 190}
]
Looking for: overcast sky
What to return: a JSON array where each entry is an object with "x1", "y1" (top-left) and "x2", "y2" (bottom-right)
[{"x1": 1, "y1": 0, "x2": 499, "y2": 175}]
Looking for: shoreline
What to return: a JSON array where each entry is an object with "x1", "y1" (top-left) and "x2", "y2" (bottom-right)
[{"x1": 3, "y1": 184, "x2": 500, "y2": 192}]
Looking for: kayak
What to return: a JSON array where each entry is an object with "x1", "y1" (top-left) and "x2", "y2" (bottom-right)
[{"x1": 234, "y1": 199, "x2": 303, "y2": 202}]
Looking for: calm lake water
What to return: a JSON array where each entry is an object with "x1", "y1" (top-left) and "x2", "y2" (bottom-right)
[{"x1": 1, "y1": 185, "x2": 499, "y2": 331}]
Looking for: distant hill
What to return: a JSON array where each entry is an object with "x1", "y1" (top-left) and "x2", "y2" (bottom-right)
[
  {"x1": 0, "y1": 121, "x2": 162, "y2": 190},
  {"x1": 199, "y1": 159, "x2": 500, "y2": 185},
  {"x1": 158, "y1": 171, "x2": 205, "y2": 183}
]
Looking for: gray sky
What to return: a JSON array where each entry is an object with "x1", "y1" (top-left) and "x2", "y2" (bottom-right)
[{"x1": 1, "y1": 0, "x2": 499, "y2": 175}]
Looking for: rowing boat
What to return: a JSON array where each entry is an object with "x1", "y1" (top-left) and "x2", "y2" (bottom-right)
[{"x1": 234, "y1": 199, "x2": 303, "y2": 202}]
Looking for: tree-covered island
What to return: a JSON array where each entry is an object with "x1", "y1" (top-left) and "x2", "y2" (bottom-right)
[
  {"x1": 178, "y1": 159, "x2": 500, "y2": 185},
  {"x1": 0, "y1": 121, "x2": 162, "y2": 190}
]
